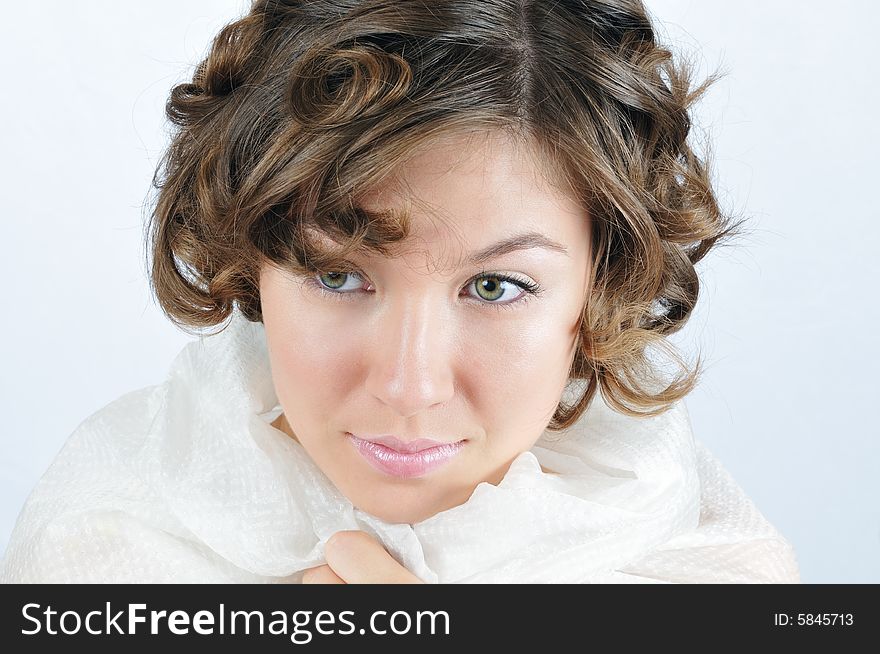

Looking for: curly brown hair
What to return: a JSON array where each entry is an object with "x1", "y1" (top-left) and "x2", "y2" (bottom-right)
[{"x1": 145, "y1": 0, "x2": 743, "y2": 429}]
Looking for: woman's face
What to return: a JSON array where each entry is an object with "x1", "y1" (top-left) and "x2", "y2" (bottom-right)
[{"x1": 260, "y1": 130, "x2": 591, "y2": 524}]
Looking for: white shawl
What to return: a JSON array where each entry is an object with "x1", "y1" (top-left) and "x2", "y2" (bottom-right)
[{"x1": 1, "y1": 310, "x2": 800, "y2": 583}]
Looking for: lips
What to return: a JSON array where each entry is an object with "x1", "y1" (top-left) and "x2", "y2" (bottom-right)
[
  {"x1": 355, "y1": 434, "x2": 459, "y2": 454},
  {"x1": 346, "y1": 433, "x2": 466, "y2": 478}
]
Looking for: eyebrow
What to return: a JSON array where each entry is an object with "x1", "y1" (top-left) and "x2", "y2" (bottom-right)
[{"x1": 467, "y1": 231, "x2": 569, "y2": 266}]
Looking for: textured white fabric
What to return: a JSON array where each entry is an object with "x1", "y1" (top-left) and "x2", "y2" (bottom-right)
[{"x1": 1, "y1": 310, "x2": 801, "y2": 583}]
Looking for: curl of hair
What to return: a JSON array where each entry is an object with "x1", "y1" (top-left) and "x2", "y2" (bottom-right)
[{"x1": 146, "y1": 0, "x2": 745, "y2": 429}]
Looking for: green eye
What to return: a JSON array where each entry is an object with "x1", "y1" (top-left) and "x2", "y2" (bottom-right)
[
  {"x1": 473, "y1": 275, "x2": 506, "y2": 302},
  {"x1": 318, "y1": 272, "x2": 350, "y2": 290}
]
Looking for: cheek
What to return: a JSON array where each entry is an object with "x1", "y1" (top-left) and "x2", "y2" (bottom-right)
[
  {"x1": 459, "y1": 305, "x2": 580, "y2": 434},
  {"x1": 480, "y1": 299, "x2": 578, "y2": 381},
  {"x1": 265, "y1": 316, "x2": 364, "y2": 412},
  {"x1": 260, "y1": 273, "x2": 365, "y2": 426}
]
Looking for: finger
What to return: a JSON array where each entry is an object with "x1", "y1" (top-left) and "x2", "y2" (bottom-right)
[
  {"x1": 324, "y1": 530, "x2": 423, "y2": 584},
  {"x1": 301, "y1": 564, "x2": 346, "y2": 584}
]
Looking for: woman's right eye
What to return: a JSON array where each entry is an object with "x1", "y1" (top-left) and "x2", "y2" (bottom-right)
[
  {"x1": 305, "y1": 270, "x2": 371, "y2": 300},
  {"x1": 317, "y1": 271, "x2": 363, "y2": 292}
]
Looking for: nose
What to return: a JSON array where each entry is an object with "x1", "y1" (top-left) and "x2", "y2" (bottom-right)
[{"x1": 365, "y1": 295, "x2": 456, "y2": 419}]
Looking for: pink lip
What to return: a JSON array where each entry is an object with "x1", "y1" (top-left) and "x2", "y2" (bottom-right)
[
  {"x1": 359, "y1": 434, "x2": 455, "y2": 454},
  {"x1": 346, "y1": 433, "x2": 466, "y2": 478}
]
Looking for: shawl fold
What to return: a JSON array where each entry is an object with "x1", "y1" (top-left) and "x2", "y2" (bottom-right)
[{"x1": 1, "y1": 310, "x2": 800, "y2": 583}]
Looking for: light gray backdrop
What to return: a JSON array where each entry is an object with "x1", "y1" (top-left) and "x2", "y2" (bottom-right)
[{"x1": 1, "y1": 0, "x2": 876, "y2": 582}]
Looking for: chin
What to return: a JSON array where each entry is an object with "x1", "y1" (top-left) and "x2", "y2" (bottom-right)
[
  {"x1": 337, "y1": 449, "x2": 478, "y2": 524},
  {"x1": 353, "y1": 495, "x2": 443, "y2": 525},
  {"x1": 348, "y1": 480, "x2": 472, "y2": 525}
]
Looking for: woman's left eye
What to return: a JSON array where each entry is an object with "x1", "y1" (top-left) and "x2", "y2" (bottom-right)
[
  {"x1": 465, "y1": 273, "x2": 542, "y2": 307},
  {"x1": 309, "y1": 269, "x2": 544, "y2": 310}
]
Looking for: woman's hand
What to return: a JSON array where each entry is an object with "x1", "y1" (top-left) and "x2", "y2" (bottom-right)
[{"x1": 302, "y1": 530, "x2": 425, "y2": 584}]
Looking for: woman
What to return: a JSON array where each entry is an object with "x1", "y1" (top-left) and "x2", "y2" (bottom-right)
[{"x1": 1, "y1": 0, "x2": 799, "y2": 583}]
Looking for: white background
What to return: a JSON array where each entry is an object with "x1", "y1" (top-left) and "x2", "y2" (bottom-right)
[{"x1": 1, "y1": 1, "x2": 876, "y2": 583}]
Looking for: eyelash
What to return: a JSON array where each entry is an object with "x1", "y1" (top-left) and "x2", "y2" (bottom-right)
[{"x1": 302, "y1": 266, "x2": 545, "y2": 311}]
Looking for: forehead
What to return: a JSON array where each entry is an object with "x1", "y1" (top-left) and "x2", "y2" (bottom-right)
[{"x1": 355, "y1": 130, "x2": 587, "y2": 268}]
